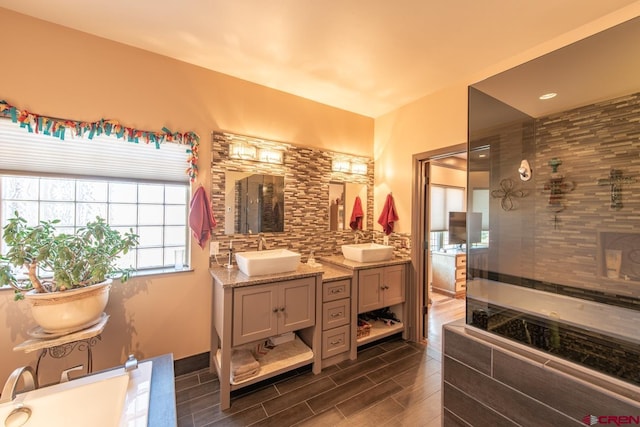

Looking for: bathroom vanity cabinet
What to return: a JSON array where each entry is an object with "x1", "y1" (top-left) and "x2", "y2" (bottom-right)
[
  {"x1": 320, "y1": 256, "x2": 409, "y2": 358},
  {"x1": 357, "y1": 264, "x2": 405, "y2": 312},
  {"x1": 210, "y1": 267, "x2": 322, "y2": 410},
  {"x1": 320, "y1": 276, "x2": 352, "y2": 366},
  {"x1": 355, "y1": 263, "x2": 406, "y2": 350},
  {"x1": 233, "y1": 278, "x2": 315, "y2": 345}
]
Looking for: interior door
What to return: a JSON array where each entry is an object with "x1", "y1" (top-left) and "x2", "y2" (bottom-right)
[{"x1": 422, "y1": 160, "x2": 431, "y2": 339}]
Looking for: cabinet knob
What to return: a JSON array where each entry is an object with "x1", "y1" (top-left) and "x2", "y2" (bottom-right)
[
  {"x1": 279, "y1": 307, "x2": 285, "y2": 312},
  {"x1": 273, "y1": 308, "x2": 279, "y2": 313}
]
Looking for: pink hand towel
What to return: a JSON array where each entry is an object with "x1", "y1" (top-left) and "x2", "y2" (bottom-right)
[
  {"x1": 349, "y1": 196, "x2": 364, "y2": 230},
  {"x1": 189, "y1": 186, "x2": 217, "y2": 249},
  {"x1": 377, "y1": 193, "x2": 399, "y2": 235}
]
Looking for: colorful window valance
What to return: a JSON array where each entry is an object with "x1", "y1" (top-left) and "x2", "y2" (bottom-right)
[{"x1": 0, "y1": 99, "x2": 200, "y2": 181}]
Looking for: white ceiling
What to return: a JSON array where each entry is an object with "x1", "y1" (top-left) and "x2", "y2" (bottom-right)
[{"x1": 1, "y1": 1, "x2": 638, "y2": 117}]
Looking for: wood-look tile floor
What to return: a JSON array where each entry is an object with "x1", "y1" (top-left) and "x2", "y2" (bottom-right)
[{"x1": 175, "y1": 293, "x2": 464, "y2": 427}]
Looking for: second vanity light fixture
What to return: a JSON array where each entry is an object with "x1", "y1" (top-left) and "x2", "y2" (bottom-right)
[
  {"x1": 226, "y1": 133, "x2": 285, "y2": 165},
  {"x1": 332, "y1": 157, "x2": 368, "y2": 175}
]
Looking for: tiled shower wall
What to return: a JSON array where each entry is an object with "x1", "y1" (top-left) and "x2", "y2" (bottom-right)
[
  {"x1": 533, "y1": 92, "x2": 640, "y2": 298},
  {"x1": 208, "y1": 132, "x2": 410, "y2": 264},
  {"x1": 479, "y1": 91, "x2": 640, "y2": 301}
]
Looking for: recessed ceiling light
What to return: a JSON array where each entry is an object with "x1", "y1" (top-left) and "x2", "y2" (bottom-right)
[{"x1": 539, "y1": 92, "x2": 557, "y2": 100}]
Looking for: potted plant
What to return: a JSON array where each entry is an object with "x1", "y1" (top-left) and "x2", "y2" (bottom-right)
[{"x1": 0, "y1": 212, "x2": 138, "y2": 335}]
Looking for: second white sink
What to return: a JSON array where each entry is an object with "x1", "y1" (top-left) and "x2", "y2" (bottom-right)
[
  {"x1": 341, "y1": 243, "x2": 394, "y2": 263},
  {"x1": 235, "y1": 249, "x2": 301, "y2": 276}
]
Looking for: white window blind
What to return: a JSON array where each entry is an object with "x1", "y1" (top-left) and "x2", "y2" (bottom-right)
[
  {"x1": 0, "y1": 118, "x2": 189, "y2": 183},
  {"x1": 430, "y1": 185, "x2": 465, "y2": 231}
]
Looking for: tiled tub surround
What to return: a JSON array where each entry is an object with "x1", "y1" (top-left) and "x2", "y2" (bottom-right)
[
  {"x1": 467, "y1": 279, "x2": 640, "y2": 386},
  {"x1": 208, "y1": 131, "x2": 412, "y2": 263},
  {"x1": 442, "y1": 322, "x2": 640, "y2": 427},
  {"x1": 467, "y1": 90, "x2": 640, "y2": 392}
]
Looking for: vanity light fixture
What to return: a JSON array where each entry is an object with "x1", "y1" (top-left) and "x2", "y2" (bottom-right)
[
  {"x1": 229, "y1": 141, "x2": 257, "y2": 160},
  {"x1": 350, "y1": 162, "x2": 367, "y2": 175},
  {"x1": 225, "y1": 132, "x2": 286, "y2": 164},
  {"x1": 332, "y1": 159, "x2": 351, "y2": 173},
  {"x1": 258, "y1": 148, "x2": 284, "y2": 164}
]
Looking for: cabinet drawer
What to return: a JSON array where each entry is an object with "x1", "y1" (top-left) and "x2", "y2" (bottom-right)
[
  {"x1": 455, "y1": 279, "x2": 466, "y2": 291},
  {"x1": 455, "y1": 268, "x2": 466, "y2": 280},
  {"x1": 322, "y1": 325, "x2": 350, "y2": 359},
  {"x1": 322, "y1": 298, "x2": 350, "y2": 330},
  {"x1": 456, "y1": 255, "x2": 466, "y2": 268},
  {"x1": 323, "y1": 279, "x2": 351, "y2": 302}
]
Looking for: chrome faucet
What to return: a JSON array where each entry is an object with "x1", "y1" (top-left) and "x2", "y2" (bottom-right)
[
  {"x1": 0, "y1": 366, "x2": 38, "y2": 403},
  {"x1": 257, "y1": 234, "x2": 269, "y2": 251},
  {"x1": 124, "y1": 354, "x2": 138, "y2": 372},
  {"x1": 354, "y1": 230, "x2": 365, "y2": 244}
]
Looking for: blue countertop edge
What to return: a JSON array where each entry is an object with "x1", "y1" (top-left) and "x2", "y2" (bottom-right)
[{"x1": 148, "y1": 353, "x2": 177, "y2": 427}]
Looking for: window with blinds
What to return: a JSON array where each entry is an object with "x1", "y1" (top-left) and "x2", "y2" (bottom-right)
[{"x1": 0, "y1": 118, "x2": 190, "y2": 273}]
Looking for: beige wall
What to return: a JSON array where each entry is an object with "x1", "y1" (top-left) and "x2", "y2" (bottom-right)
[
  {"x1": 0, "y1": 8, "x2": 372, "y2": 384},
  {"x1": 372, "y1": 3, "x2": 640, "y2": 235}
]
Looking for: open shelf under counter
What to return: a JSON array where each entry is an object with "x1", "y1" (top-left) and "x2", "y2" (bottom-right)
[
  {"x1": 357, "y1": 319, "x2": 404, "y2": 347},
  {"x1": 215, "y1": 335, "x2": 314, "y2": 390}
]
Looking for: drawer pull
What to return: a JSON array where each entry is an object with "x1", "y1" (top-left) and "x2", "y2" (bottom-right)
[
  {"x1": 330, "y1": 288, "x2": 344, "y2": 294},
  {"x1": 330, "y1": 339, "x2": 343, "y2": 345},
  {"x1": 330, "y1": 312, "x2": 343, "y2": 318}
]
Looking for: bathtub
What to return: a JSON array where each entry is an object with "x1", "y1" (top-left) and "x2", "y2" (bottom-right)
[
  {"x1": 466, "y1": 278, "x2": 640, "y2": 345},
  {"x1": 0, "y1": 361, "x2": 153, "y2": 427}
]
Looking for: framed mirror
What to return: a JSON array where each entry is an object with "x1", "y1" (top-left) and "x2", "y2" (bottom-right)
[
  {"x1": 329, "y1": 182, "x2": 367, "y2": 231},
  {"x1": 224, "y1": 171, "x2": 284, "y2": 235}
]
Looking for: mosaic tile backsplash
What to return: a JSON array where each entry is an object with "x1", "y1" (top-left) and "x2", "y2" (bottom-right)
[{"x1": 208, "y1": 132, "x2": 410, "y2": 265}]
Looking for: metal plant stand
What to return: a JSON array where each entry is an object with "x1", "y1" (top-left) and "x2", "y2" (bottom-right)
[{"x1": 13, "y1": 314, "x2": 109, "y2": 382}]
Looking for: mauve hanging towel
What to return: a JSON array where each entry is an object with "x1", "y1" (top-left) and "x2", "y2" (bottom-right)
[
  {"x1": 349, "y1": 196, "x2": 364, "y2": 230},
  {"x1": 377, "y1": 193, "x2": 399, "y2": 235},
  {"x1": 189, "y1": 186, "x2": 217, "y2": 249}
]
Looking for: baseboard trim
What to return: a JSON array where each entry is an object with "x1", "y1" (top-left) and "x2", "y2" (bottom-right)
[{"x1": 174, "y1": 352, "x2": 210, "y2": 376}]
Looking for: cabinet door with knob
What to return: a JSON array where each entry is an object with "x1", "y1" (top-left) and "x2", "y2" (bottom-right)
[
  {"x1": 232, "y1": 277, "x2": 315, "y2": 346},
  {"x1": 279, "y1": 278, "x2": 315, "y2": 332},
  {"x1": 358, "y1": 264, "x2": 405, "y2": 313}
]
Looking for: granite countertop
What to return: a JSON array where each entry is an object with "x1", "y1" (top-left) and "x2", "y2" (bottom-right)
[
  {"x1": 209, "y1": 255, "x2": 407, "y2": 288},
  {"x1": 318, "y1": 262, "x2": 353, "y2": 282},
  {"x1": 320, "y1": 255, "x2": 411, "y2": 271},
  {"x1": 210, "y1": 263, "x2": 324, "y2": 288}
]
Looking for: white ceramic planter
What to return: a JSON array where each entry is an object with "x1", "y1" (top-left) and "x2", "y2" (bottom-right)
[{"x1": 24, "y1": 279, "x2": 112, "y2": 335}]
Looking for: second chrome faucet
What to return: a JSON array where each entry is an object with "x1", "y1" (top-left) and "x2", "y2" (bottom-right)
[{"x1": 257, "y1": 234, "x2": 269, "y2": 251}]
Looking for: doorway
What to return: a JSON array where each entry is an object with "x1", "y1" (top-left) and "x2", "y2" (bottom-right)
[{"x1": 410, "y1": 143, "x2": 467, "y2": 343}]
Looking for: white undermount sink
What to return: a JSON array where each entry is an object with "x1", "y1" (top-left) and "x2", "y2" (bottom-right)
[
  {"x1": 341, "y1": 243, "x2": 394, "y2": 263},
  {"x1": 235, "y1": 249, "x2": 301, "y2": 276}
]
